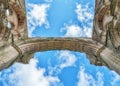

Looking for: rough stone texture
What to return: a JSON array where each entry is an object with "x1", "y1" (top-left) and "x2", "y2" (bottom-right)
[
  {"x1": 92, "y1": 0, "x2": 120, "y2": 74},
  {"x1": 0, "y1": 43, "x2": 19, "y2": 70},
  {"x1": 0, "y1": 0, "x2": 120, "y2": 75}
]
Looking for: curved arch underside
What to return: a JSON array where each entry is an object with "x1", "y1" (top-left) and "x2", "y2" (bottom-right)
[{"x1": 18, "y1": 38, "x2": 103, "y2": 56}]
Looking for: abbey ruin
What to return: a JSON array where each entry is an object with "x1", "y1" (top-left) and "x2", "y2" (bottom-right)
[{"x1": 0, "y1": 0, "x2": 120, "y2": 75}]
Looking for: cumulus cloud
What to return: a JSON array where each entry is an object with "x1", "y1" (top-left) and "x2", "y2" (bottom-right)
[
  {"x1": 60, "y1": 23, "x2": 92, "y2": 37},
  {"x1": 0, "y1": 59, "x2": 61, "y2": 86},
  {"x1": 60, "y1": 24, "x2": 82, "y2": 37},
  {"x1": 77, "y1": 67, "x2": 104, "y2": 86},
  {"x1": 58, "y1": 51, "x2": 77, "y2": 68},
  {"x1": 60, "y1": 3, "x2": 94, "y2": 37},
  {"x1": 48, "y1": 51, "x2": 77, "y2": 75},
  {"x1": 83, "y1": 26, "x2": 93, "y2": 37},
  {"x1": 75, "y1": 3, "x2": 93, "y2": 23},
  {"x1": 111, "y1": 71, "x2": 120, "y2": 86},
  {"x1": 75, "y1": 3, "x2": 94, "y2": 37},
  {"x1": 27, "y1": 4, "x2": 50, "y2": 36}
]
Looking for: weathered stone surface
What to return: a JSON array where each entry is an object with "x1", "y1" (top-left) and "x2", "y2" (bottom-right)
[
  {"x1": 0, "y1": 44, "x2": 19, "y2": 70},
  {"x1": 17, "y1": 38, "x2": 103, "y2": 55},
  {"x1": 0, "y1": 0, "x2": 120, "y2": 75}
]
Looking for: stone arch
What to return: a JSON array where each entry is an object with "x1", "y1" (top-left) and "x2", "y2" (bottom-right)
[
  {"x1": 0, "y1": 38, "x2": 104, "y2": 70},
  {"x1": 18, "y1": 38, "x2": 103, "y2": 55}
]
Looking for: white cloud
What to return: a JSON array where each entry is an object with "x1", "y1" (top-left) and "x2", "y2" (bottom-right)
[
  {"x1": 48, "y1": 51, "x2": 77, "y2": 75},
  {"x1": 75, "y1": 3, "x2": 93, "y2": 23},
  {"x1": 27, "y1": 4, "x2": 50, "y2": 36},
  {"x1": 0, "y1": 59, "x2": 61, "y2": 86},
  {"x1": 77, "y1": 67, "x2": 104, "y2": 86},
  {"x1": 111, "y1": 71, "x2": 120, "y2": 86},
  {"x1": 83, "y1": 26, "x2": 92, "y2": 37},
  {"x1": 60, "y1": 3, "x2": 94, "y2": 37},
  {"x1": 60, "y1": 24, "x2": 82, "y2": 37},
  {"x1": 58, "y1": 51, "x2": 77, "y2": 68},
  {"x1": 75, "y1": 3, "x2": 94, "y2": 37},
  {"x1": 60, "y1": 24, "x2": 92, "y2": 37}
]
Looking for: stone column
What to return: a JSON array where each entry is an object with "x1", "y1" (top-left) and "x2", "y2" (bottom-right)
[
  {"x1": 0, "y1": 43, "x2": 19, "y2": 70},
  {"x1": 100, "y1": 48, "x2": 120, "y2": 74}
]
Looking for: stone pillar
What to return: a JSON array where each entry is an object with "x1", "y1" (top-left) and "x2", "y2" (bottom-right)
[
  {"x1": 0, "y1": 44, "x2": 19, "y2": 70},
  {"x1": 100, "y1": 48, "x2": 120, "y2": 74}
]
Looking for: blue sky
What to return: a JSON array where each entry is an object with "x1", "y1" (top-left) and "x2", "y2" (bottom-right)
[{"x1": 0, "y1": 0, "x2": 120, "y2": 86}]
